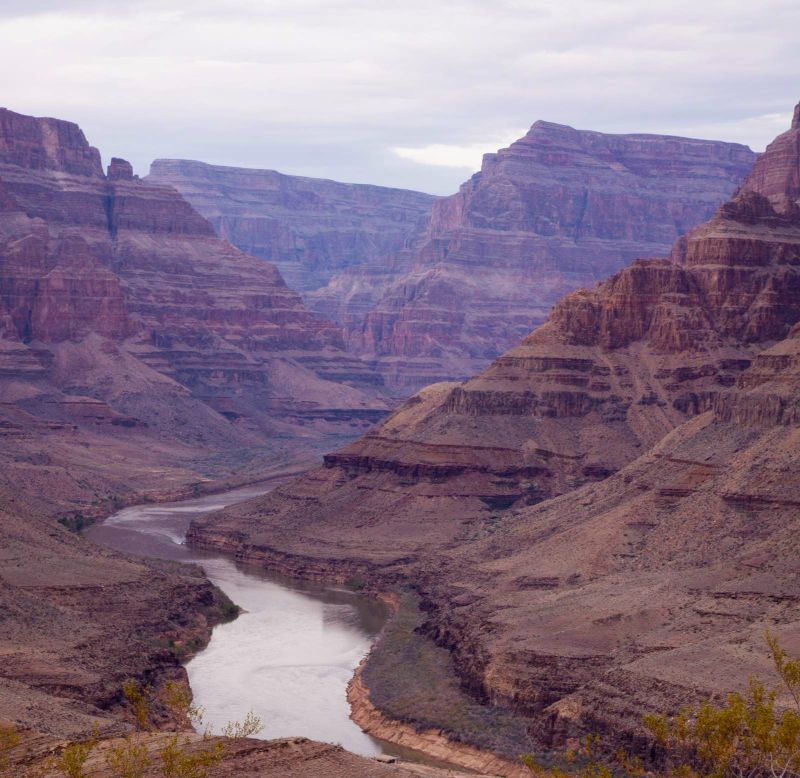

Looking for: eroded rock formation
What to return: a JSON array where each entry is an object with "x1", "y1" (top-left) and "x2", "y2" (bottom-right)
[
  {"x1": 147, "y1": 158, "x2": 436, "y2": 327},
  {"x1": 151, "y1": 126, "x2": 755, "y2": 395},
  {"x1": 0, "y1": 106, "x2": 388, "y2": 736},
  {"x1": 352, "y1": 123, "x2": 757, "y2": 389},
  {"x1": 0, "y1": 107, "x2": 389, "y2": 443},
  {"x1": 190, "y1": 103, "x2": 800, "y2": 762}
]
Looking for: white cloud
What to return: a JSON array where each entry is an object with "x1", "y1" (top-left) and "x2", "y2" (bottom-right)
[
  {"x1": 0, "y1": 1, "x2": 797, "y2": 194},
  {"x1": 672, "y1": 113, "x2": 795, "y2": 153},
  {"x1": 392, "y1": 131, "x2": 526, "y2": 170}
]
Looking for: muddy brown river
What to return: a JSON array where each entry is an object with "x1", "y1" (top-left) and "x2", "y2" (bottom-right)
[{"x1": 85, "y1": 483, "x2": 391, "y2": 757}]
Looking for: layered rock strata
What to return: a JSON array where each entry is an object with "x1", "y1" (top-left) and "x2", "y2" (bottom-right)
[
  {"x1": 0, "y1": 106, "x2": 388, "y2": 736},
  {"x1": 4, "y1": 731, "x2": 469, "y2": 777},
  {"x1": 189, "y1": 104, "x2": 800, "y2": 761},
  {"x1": 352, "y1": 123, "x2": 757, "y2": 389},
  {"x1": 151, "y1": 127, "x2": 755, "y2": 395},
  {"x1": 147, "y1": 158, "x2": 436, "y2": 326},
  {"x1": 0, "y1": 107, "x2": 391, "y2": 500}
]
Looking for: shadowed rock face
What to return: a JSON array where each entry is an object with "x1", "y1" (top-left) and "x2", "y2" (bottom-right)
[
  {"x1": 350, "y1": 123, "x2": 757, "y2": 390},
  {"x1": 0, "y1": 107, "x2": 389, "y2": 736},
  {"x1": 147, "y1": 158, "x2": 437, "y2": 326},
  {"x1": 150, "y1": 126, "x2": 756, "y2": 396},
  {"x1": 190, "y1": 104, "x2": 800, "y2": 759}
]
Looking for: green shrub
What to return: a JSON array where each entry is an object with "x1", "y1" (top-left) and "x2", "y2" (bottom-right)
[
  {"x1": 56, "y1": 737, "x2": 94, "y2": 778},
  {"x1": 645, "y1": 632, "x2": 800, "y2": 778},
  {"x1": 122, "y1": 680, "x2": 152, "y2": 732},
  {"x1": 160, "y1": 735, "x2": 222, "y2": 778},
  {"x1": 0, "y1": 724, "x2": 20, "y2": 773},
  {"x1": 106, "y1": 736, "x2": 150, "y2": 778},
  {"x1": 57, "y1": 513, "x2": 94, "y2": 532}
]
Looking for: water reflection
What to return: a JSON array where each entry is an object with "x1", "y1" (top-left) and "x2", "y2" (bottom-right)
[{"x1": 85, "y1": 485, "x2": 387, "y2": 755}]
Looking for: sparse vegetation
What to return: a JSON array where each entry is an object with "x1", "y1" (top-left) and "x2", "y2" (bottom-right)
[
  {"x1": 159, "y1": 734, "x2": 222, "y2": 778},
  {"x1": 56, "y1": 735, "x2": 95, "y2": 778},
  {"x1": 57, "y1": 513, "x2": 95, "y2": 532},
  {"x1": 122, "y1": 680, "x2": 153, "y2": 731},
  {"x1": 644, "y1": 632, "x2": 800, "y2": 778},
  {"x1": 363, "y1": 591, "x2": 532, "y2": 759},
  {"x1": 221, "y1": 710, "x2": 263, "y2": 739},
  {"x1": 210, "y1": 589, "x2": 239, "y2": 622},
  {"x1": 522, "y1": 735, "x2": 618, "y2": 778},
  {"x1": 106, "y1": 736, "x2": 150, "y2": 778},
  {"x1": 0, "y1": 681, "x2": 265, "y2": 777},
  {"x1": 168, "y1": 637, "x2": 207, "y2": 662},
  {"x1": 522, "y1": 632, "x2": 800, "y2": 778},
  {"x1": 163, "y1": 680, "x2": 207, "y2": 733},
  {"x1": 0, "y1": 724, "x2": 20, "y2": 774}
]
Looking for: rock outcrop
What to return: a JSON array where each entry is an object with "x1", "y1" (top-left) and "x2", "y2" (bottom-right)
[
  {"x1": 0, "y1": 107, "x2": 388, "y2": 736},
  {"x1": 0, "y1": 107, "x2": 388, "y2": 442},
  {"x1": 5, "y1": 731, "x2": 476, "y2": 778},
  {"x1": 150, "y1": 127, "x2": 755, "y2": 396},
  {"x1": 0, "y1": 498, "x2": 234, "y2": 738},
  {"x1": 351, "y1": 123, "x2": 757, "y2": 389},
  {"x1": 189, "y1": 104, "x2": 800, "y2": 762},
  {"x1": 147, "y1": 158, "x2": 436, "y2": 327}
]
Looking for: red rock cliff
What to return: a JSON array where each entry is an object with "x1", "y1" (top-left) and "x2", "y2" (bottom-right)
[
  {"x1": 350, "y1": 122, "x2": 757, "y2": 390},
  {"x1": 0, "y1": 107, "x2": 388, "y2": 458},
  {"x1": 187, "y1": 102, "x2": 800, "y2": 766}
]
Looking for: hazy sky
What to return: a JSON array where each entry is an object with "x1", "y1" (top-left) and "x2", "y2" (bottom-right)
[{"x1": 2, "y1": 0, "x2": 798, "y2": 194}]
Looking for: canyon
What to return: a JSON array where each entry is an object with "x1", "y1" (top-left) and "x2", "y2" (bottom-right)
[
  {"x1": 0, "y1": 105, "x2": 390, "y2": 516},
  {"x1": 147, "y1": 158, "x2": 437, "y2": 334},
  {"x1": 153, "y1": 125, "x2": 757, "y2": 393},
  {"x1": 2, "y1": 99, "x2": 797, "y2": 777},
  {"x1": 0, "y1": 106, "x2": 389, "y2": 749},
  {"x1": 188, "y1": 103, "x2": 800, "y2": 764}
]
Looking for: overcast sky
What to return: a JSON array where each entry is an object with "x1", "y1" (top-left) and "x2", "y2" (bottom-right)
[{"x1": 1, "y1": 0, "x2": 798, "y2": 194}]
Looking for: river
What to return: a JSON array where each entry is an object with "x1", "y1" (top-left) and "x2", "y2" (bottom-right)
[{"x1": 84, "y1": 483, "x2": 390, "y2": 757}]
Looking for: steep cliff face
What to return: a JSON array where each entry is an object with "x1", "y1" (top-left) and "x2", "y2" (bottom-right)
[
  {"x1": 149, "y1": 128, "x2": 754, "y2": 396},
  {"x1": 147, "y1": 158, "x2": 436, "y2": 325},
  {"x1": 0, "y1": 107, "x2": 387, "y2": 446},
  {"x1": 0, "y1": 108, "x2": 103, "y2": 176},
  {"x1": 0, "y1": 106, "x2": 391, "y2": 735},
  {"x1": 419, "y1": 326, "x2": 800, "y2": 755},
  {"x1": 190, "y1": 104, "x2": 800, "y2": 761},
  {"x1": 351, "y1": 123, "x2": 757, "y2": 389},
  {"x1": 211, "y1": 168, "x2": 800, "y2": 563},
  {"x1": 742, "y1": 103, "x2": 800, "y2": 211}
]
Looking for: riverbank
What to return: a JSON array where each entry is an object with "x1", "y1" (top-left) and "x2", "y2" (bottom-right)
[
  {"x1": 87, "y1": 475, "x2": 537, "y2": 776},
  {"x1": 74, "y1": 456, "x2": 317, "y2": 529},
  {"x1": 348, "y1": 665, "x2": 528, "y2": 778},
  {"x1": 349, "y1": 592, "x2": 533, "y2": 778},
  {"x1": 54, "y1": 463, "x2": 316, "y2": 736},
  {"x1": 185, "y1": 517, "x2": 539, "y2": 776},
  {"x1": 87, "y1": 490, "x2": 391, "y2": 756}
]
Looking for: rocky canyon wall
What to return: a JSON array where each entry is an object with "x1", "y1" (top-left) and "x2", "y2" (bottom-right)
[
  {"x1": 153, "y1": 123, "x2": 758, "y2": 395},
  {"x1": 0, "y1": 107, "x2": 388, "y2": 449},
  {"x1": 147, "y1": 158, "x2": 436, "y2": 328},
  {"x1": 189, "y1": 103, "x2": 800, "y2": 763},
  {"x1": 0, "y1": 106, "x2": 390, "y2": 736},
  {"x1": 352, "y1": 122, "x2": 758, "y2": 389}
]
